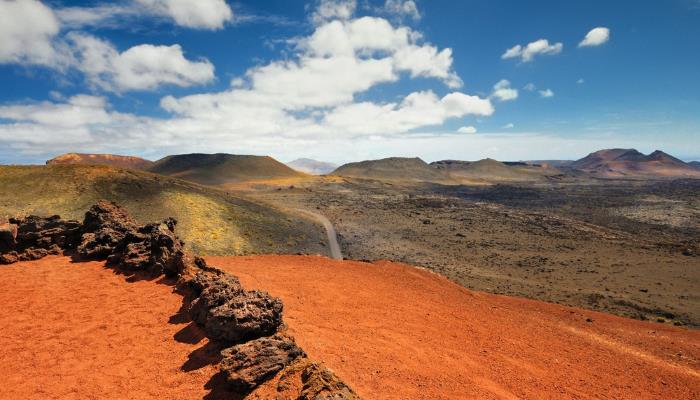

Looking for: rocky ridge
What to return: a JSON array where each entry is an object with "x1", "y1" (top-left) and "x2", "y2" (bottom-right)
[{"x1": 0, "y1": 201, "x2": 359, "y2": 399}]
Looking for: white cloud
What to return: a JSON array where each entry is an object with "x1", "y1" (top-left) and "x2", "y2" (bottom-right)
[
  {"x1": 0, "y1": 0, "x2": 66, "y2": 66},
  {"x1": 539, "y1": 89, "x2": 554, "y2": 98},
  {"x1": 301, "y1": 16, "x2": 462, "y2": 88},
  {"x1": 69, "y1": 33, "x2": 215, "y2": 92},
  {"x1": 57, "y1": 0, "x2": 233, "y2": 30},
  {"x1": 502, "y1": 123, "x2": 515, "y2": 129},
  {"x1": 502, "y1": 39, "x2": 563, "y2": 62},
  {"x1": 491, "y1": 79, "x2": 518, "y2": 102},
  {"x1": 577, "y1": 78, "x2": 585, "y2": 84},
  {"x1": 523, "y1": 83, "x2": 536, "y2": 91},
  {"x1": 311, "y1": 0, "x2": 357, "y2": 24},
  {"x1": 0, "y1": 3, "x2": 496, "y2": 160},
  {"x1": 384, "y1": 0, "x2": 421, "y2": 20},
  {"x1": 458, "y1": 126, "x2": 477, "y2": 134},
  {"x1": 579, "y1": 27, "x2": 610, "y2": 47}
]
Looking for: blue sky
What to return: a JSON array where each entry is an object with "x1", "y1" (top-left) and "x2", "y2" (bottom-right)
[{"x1": 0, "y1": 0, "x2": 698, "y2": 164}]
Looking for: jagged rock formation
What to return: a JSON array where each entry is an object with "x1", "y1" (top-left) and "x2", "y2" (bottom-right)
[
  {"x1": 220, "y1": 333, "x2": 306, "y2": 391},
  {"x1": 0, "y1": 215, "x2": 81, "y2": 264},
  {"x1": 0, "y1": 201, "x2": 360, "y2": 398}
]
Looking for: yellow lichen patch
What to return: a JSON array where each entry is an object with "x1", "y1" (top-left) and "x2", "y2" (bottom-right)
[{"x1": 158, "y1": 190, "x2": 249, "y2": 255}]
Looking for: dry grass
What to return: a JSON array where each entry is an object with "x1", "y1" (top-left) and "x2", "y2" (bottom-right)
[{"x1": 0, "y1": 165, "x2": 327, "y2": 256}]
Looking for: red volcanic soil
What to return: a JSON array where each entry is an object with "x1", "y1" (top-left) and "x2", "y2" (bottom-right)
[
  {"x1": 0, "y1": 256, "x2": 217, "y2": 400},
  {"x1": 46, "y1": 153, "x2": 154, "y2": 170},
  {"x1": 209, "y1": 255, "x2": 700, "y2": 400}
]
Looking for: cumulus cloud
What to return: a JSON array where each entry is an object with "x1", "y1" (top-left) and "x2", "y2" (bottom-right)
[
  {"x1": 57, "y1": 0, "x2": 233, "y2": 30},
  {"x1": 539, "y1": 89, "x2": 554, "y2": 98},
  {"x1": 458, "y1": 126, "x2": 477, "y2": 134},
  {"x1": 502, "y1": 39, "x2": 563, "y2": 62},
  {"x1": 0, "y1": 0, "x2": 66, "y2": 66},
  {"x1": 311, "y1": 0, "x2": 357, "y2": 24},
  {"x1": 523, "y1": 83, "x2": 536, "y2": 91},
  {"x1": 502, "y1": 123, "x2": 514, "y2": 129},
  {"x1": 579, "y1": 27, "x2": 610, "y2": 47},
  {"x1": 491, "y1": 79, "x2": 518, "y2": 102},
  {"x1": 68, "y1": 33, "x2": 215, "y2": 92},
  {"x1": 0, "y1": 2, "x2": 496, "y2": 159},
  {"x1": 383, "y1": 0, "x2": 421, "y2": 20}
]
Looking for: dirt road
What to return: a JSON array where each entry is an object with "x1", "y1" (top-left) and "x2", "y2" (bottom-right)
[{"x1": 295, "y1": 208, "x2": 343, "y2": 259}]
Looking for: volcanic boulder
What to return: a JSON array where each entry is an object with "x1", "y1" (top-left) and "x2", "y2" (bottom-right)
[
  {"x1": 107, "y1": 218, "x2": 187, "y2": 276},
  {"x1": 204, "y1": 289, "x2": 284, "y2": 343},
  {"x1": 299, "y1": 361, "x2": 361, "y2": 400},
  {"x1": 220, "y1": 334, "x2": 305, "y2": 392},
  {"x1": 0, "y1": 215, "x2": 81, "y2": 264},
  {"x1": 0, "y1": 222, "x2": 17, "y2": 253},
  {"x1": 78, "y1": 201, "x2": 138, "y2": 259},
  {"x1": 188, "y1": 272, "x2": 245, "y2": 325}
]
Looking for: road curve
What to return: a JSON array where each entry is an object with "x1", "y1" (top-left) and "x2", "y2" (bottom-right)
[{"x1": 296, "y1": 209, "x2": 342, "y2": 260}]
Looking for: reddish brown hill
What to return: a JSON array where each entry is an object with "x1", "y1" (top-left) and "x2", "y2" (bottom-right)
[
  {"x1": 46, "y1": 153, "x2": 153, "y2": 170},
  {"x1": 570, "y1": 149, "x2": 700, "y2": 178}
]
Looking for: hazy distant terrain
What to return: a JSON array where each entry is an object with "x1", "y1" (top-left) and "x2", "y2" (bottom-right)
[{"x1": 286, "y1": 158, "x2": 338, "y2": 175}]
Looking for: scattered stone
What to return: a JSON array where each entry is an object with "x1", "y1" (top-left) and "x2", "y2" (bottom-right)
[{"x1": 220, "y1": 334, "x2": 305, "y2": 393}]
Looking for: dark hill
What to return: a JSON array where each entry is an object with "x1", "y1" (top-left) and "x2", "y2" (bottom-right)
[
  {"x1": 431, "y1": 159, "x2": 562, "y2": 182},
  {"x1": 149, "y1": 153, "x2": 305, "y2": 186},
  {"x1": 331, "y1": 157, "x2": 447, "y2": 182}
]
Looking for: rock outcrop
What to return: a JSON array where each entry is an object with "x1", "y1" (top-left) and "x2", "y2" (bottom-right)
[
  {"x1": 0, "y1": 215, "x2": 81, "y2": 264},
  {"x1": 0, "y1": 201, "x2": 361, "y2": 398},
  {"x1": 220, "y1": 334, "x2": 305, "y2": 392},
  {"x1": 78, "y1": 201, "x2": 139, "y2": 259}
]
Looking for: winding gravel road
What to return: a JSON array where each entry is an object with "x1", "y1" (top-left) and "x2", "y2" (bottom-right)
[{"x1": 296, "y1": 209, "x2": 342, "y2": 260}]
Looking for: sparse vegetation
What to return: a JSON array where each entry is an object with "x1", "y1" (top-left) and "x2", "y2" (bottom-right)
[{"x1": 0, "y1": 165, "x2": 327, "y2": 256}]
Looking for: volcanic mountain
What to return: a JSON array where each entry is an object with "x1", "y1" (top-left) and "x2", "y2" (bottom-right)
[
  {"x1": 689, "y1": 161, "x2": 700, "y2": 170},
  {"x1": 286, "y1": 158, "x2": 338, "y2": 175},
  {"x1": 570, "y1": 149, "x2": 700, "y2": 178},
  {"x1": 431, "y1": 158, "x2": 562, "y2": 182},
  {"x1": 47, "y1": 153, "x2": 153, "y2": 170},
  {"x1": 332, "y1": 157, "x2": 447, "y2": 182},
  {"x1": 148, "y1": 153, "x2": 306, "y2": 186},
  {"x1": 0, "y1": 164, "x2": 325, "y2": 256}
]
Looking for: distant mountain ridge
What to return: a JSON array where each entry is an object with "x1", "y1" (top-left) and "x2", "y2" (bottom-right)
[
  {"x1": 570, "y1": 149, "x2": 700, "y2": 178},
  {"x1": 149, "y1": 153, "x2": 305, "y2": 186},
  {"x1": 689, "y1": 161, "x2": 700, "y2": 170},
  {"x1": 332, "y1": 157, "x2": 446, "y2": 182},
  {"x1": 431, "y1": 159, "x2": 562, "y2": 182},
  {"x1": 286, "y1": 158, "x2": 338, "y2": 175},
  {"x1": 46, "y1": 153, "x2": 153, "y2": 170}
]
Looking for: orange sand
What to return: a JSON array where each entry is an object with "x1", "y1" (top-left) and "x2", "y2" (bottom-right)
[
  {"x1": 0, "y1": 256, "x2": 220, "y2": 400},
  {"x1": 210, "y1": 255, "x2": 700, "y2": 400},
  {"x1": 2, "y1": 255, "x2": 699, "y2": 399}
]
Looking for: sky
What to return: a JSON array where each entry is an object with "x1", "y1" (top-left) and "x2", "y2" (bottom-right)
[{"x1": 0, "y1": 0, "x2": 699, "y2": 165}]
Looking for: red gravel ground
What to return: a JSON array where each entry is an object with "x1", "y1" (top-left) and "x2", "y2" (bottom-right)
[
  {"x1": 210, "y1": 255, "x2": 700, "y2": 400},
  {"x1": 1, "y1": 255, "x2": 699, "y2": 399},
  {"x1": 0, "y1": 256, "x2": 219, "y2": 400}
]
